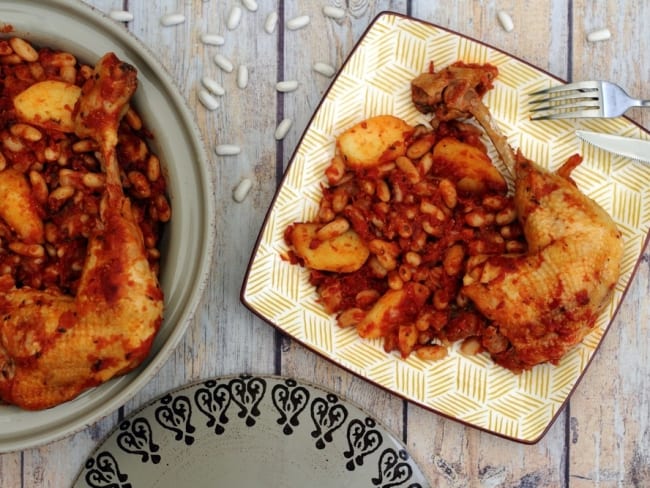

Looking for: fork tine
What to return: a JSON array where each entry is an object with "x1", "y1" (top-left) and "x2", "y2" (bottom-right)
[
  {"x1": 528, "y1": 80, "x2": 604, "y2": 120},
  {"x1": 530, "y1": 107, "x2": 601, "y2": 120},
  {"x1": 528, "y1": 80, "x2": 601, "y2": 96},
  {"x1": 528, "y1": 91, "x2": 599, "y2": 106},
  {"x1": 529, "y1": 100, "x2": 601, "y2": 113}
]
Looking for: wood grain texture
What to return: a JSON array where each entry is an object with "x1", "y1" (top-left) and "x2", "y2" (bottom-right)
[
  {"x1": 0, "y1": 1, "x2": 648, "y2": 486},
  {"x1": 569, "y1": 1, "x2": 650, "y2": 486}
]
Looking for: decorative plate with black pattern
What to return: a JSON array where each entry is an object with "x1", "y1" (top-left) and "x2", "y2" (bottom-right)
[{"x1": 73, "y1": 375, "x2": 430, "y2": 487}]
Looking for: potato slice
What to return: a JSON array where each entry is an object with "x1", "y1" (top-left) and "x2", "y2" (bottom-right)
[
  {"x1": 288, "y1": 223, "x2": 369, "y2": 273},
  {"x1": 0, "y1": 168, "x2": 44, "y2": 243},
  {"x1": 432, "y1": 137, "x2": 507, "y2": 193},
  {"x1": 337, "y1": 115, "x2": 413, "y2": 169},
  {"x1": 356, "y1": 283, "x2": 430, "y2": 339},
  {"x1": 13, "y1": 80, "x2": 81, "y2": 132}
]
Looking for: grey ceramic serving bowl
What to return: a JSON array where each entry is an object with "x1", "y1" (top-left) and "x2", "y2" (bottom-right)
[{"x1": 0, "y1": 0, "x2": 215, "y2": 451}]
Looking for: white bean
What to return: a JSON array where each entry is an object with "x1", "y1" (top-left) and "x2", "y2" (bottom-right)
[
  {"x1": 587, "y1": 28, "x2": 611, "y2": 42},
  {"x1": 286, "y1": 15, "x2": 310, "y2": 30},
  {"x1": 323, "y1": 6, "x2": 346, "y2": 20},
  {"x1": 215, "y1": 144, "x2": 241, "y2": 156},
  {"x1": 233, "y1": 178, "x2": 253, "y2": 202},
  {"x1": 160, "y1": 13, "x2": 185, "y2": 27},
  {"x1": 214, "y1": 54, "x2": 234, "y2": 72},
  {"x1": 237, "y1": 65, "x2": 249, "y2": 89},
  {"x1": 274, "y1": 118, "x2": 293, "y2": 140},
  {"x1": 313, "y1": 62, "x2": 336, "y2": 77},
  {"x1": 264, "y1": 11, "x2": 278, "y2": 34},
  {"x1": 227, "y1": 6, "x2": 242, "y2": 30},
  {"x1": 109, "y1": 10, "x2": 133, "y2": 22},
  {"x1": 276, "y1": 80, "x2": 299, "y2": 92},
  {"x1": 198, "y1": 90, "x2": 219, "y2": 111},
  {"x1": 242, "y1": 0, "x2": 258, "y2": 12},
  {"x1": 200, "y1": 33, "x2": 225, "y2": 46},
  {"x1": 202, "y1": 77, "x2": 225, "y2": 96},
  {"x1": 497, "y1": 11, "x2": 514, "y2": 32}
]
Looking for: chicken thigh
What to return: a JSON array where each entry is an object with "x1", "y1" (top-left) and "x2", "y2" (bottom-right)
[{"x1": 412, "y1": 63, "x2": 623, "y2": 371}]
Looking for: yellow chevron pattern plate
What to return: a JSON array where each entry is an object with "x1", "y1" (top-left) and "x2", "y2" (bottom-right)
[{"x1": 241, "y1": 12, "x2": 650, "y2": 443}]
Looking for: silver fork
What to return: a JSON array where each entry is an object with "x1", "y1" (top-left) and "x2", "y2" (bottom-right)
[{"x1": 528, "y1": 80, "x2": 650, "y2": 120}]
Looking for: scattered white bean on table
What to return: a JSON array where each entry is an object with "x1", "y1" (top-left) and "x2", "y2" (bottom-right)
[
  {"x1": 323, "y1": 6, "x2": 346, "y2": 20},
  {"x1": 264, "y1": 11, "x2": 279, "y2": 34},
  {"x1": 233, "y1": 178, "x2": 253, "y2": 203},
  {"x1": 286, "y1": 15, "x2": 310, "y2": 30},
  {"x1": 215, "y1": 144, "x2": 241, "y2": 156},
  {"x1": 202, "y1": 77, "x2": 225, "y2": 96},
  {"x1": 587, "y1": 28, "x2": 611, "y2": 42},
  {"x1": 193, "y1": 6, "x2": 315, "y2": 173},
  {"x1": 227, "y1": 6, "x2": 242, "y2": 30},
  {"x1": 198, "y1": 90, "x2": 219, "y2": 111},
  {"x1": 241, "y1": 0, "x2": 258, "y2": 12},
  {"x1": 276, "y1": 80, "x2": 299, "y2": 92},
  {"x1": 200, "y1": 33, "x2": 225, "y2": 46},
  {"x1": 313, "y1": 62, "x2": 336, "y2": 77},
  {"x1": 109, "y1": 10, "x2": 133, "y2": 22},
  {"x1": 160, "y1": 13, "x2": 185, "y2": 27},
  {"x1": 274, "y1": 118, "x2": 293, "y2": 140},
  {"x1": 214, "y1": 53, "x2": 234, "y2": 72},
  {"x1": 497, "y1": 11, "x2": 514, "y2": 32},
  {"x1": 237, "y1": 65, "x2": 249, "y2": 89}
]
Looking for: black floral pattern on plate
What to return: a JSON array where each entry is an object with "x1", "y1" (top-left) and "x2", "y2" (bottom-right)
[
  {"x1": 83, "y1": 451, "x2": 131, "y2": 488},
  {"x1": 310, "y1": 392, "x2": 349, "y2": 450},
  {"x1": 271, "y1": 377, "x2": 310, "y2": 435},
  {"x1": 155, "y1": 393, "x2": 195, "y2": 445},
  {"x1": 116, "y1": 417, "x2": 160, "y2": 464},
  {"x1": 194, "y1": 379, "x2": 232, "y2": 434},
  {"x1": 344, "y1": 417, "x2": 383, "y2": 470},
  {"x1": 75, "y1": 375, "x2": 428, "y2": 488},
  {"x1": 229, "y1": 375, "x2": 266, "y2": 426}
]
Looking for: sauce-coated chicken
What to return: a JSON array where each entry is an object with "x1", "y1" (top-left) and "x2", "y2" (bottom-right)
[
  {"x1": 462, "y1": 152, "x2": 623, "y2": 370},
  {"x1": 0, "y1": 54, "x2": 163, "y2": 409},
  {"x1": 412, "y1": 63, "x2": 623, "y2": 371}
]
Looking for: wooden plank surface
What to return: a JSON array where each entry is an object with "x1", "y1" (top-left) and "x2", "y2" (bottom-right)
[{"x1": 1, "y1": 1, "x2": 648, "y2": 486}]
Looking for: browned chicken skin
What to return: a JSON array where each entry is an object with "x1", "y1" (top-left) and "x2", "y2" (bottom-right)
[
  {"x1": 463, "y1": 152, "x2": 623, "y2": 370},
  {"x1": 412, "y1": 63, "x2": 623, "y2": 371},
  {"x1": 0, "y1": 54, "x2": 163, "y2": 409}
]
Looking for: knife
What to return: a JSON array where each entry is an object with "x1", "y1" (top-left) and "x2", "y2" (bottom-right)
[{"x1": 575, "y1": 130, "x2": 650, "y2": 163}]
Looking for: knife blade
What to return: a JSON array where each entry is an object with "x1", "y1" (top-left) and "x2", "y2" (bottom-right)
[{"x1": 575, "y1": 130, "x2": 650, "y2": 163}]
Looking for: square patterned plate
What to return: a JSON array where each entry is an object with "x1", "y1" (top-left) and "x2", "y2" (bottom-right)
[{"x1": 241, "y1": 12, "x2": 650, "y2": 443}]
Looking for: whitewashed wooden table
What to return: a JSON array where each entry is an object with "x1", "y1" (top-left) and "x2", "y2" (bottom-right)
[{"x1": 1, "y1": 1, "x2": 649, "y2": 486}]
